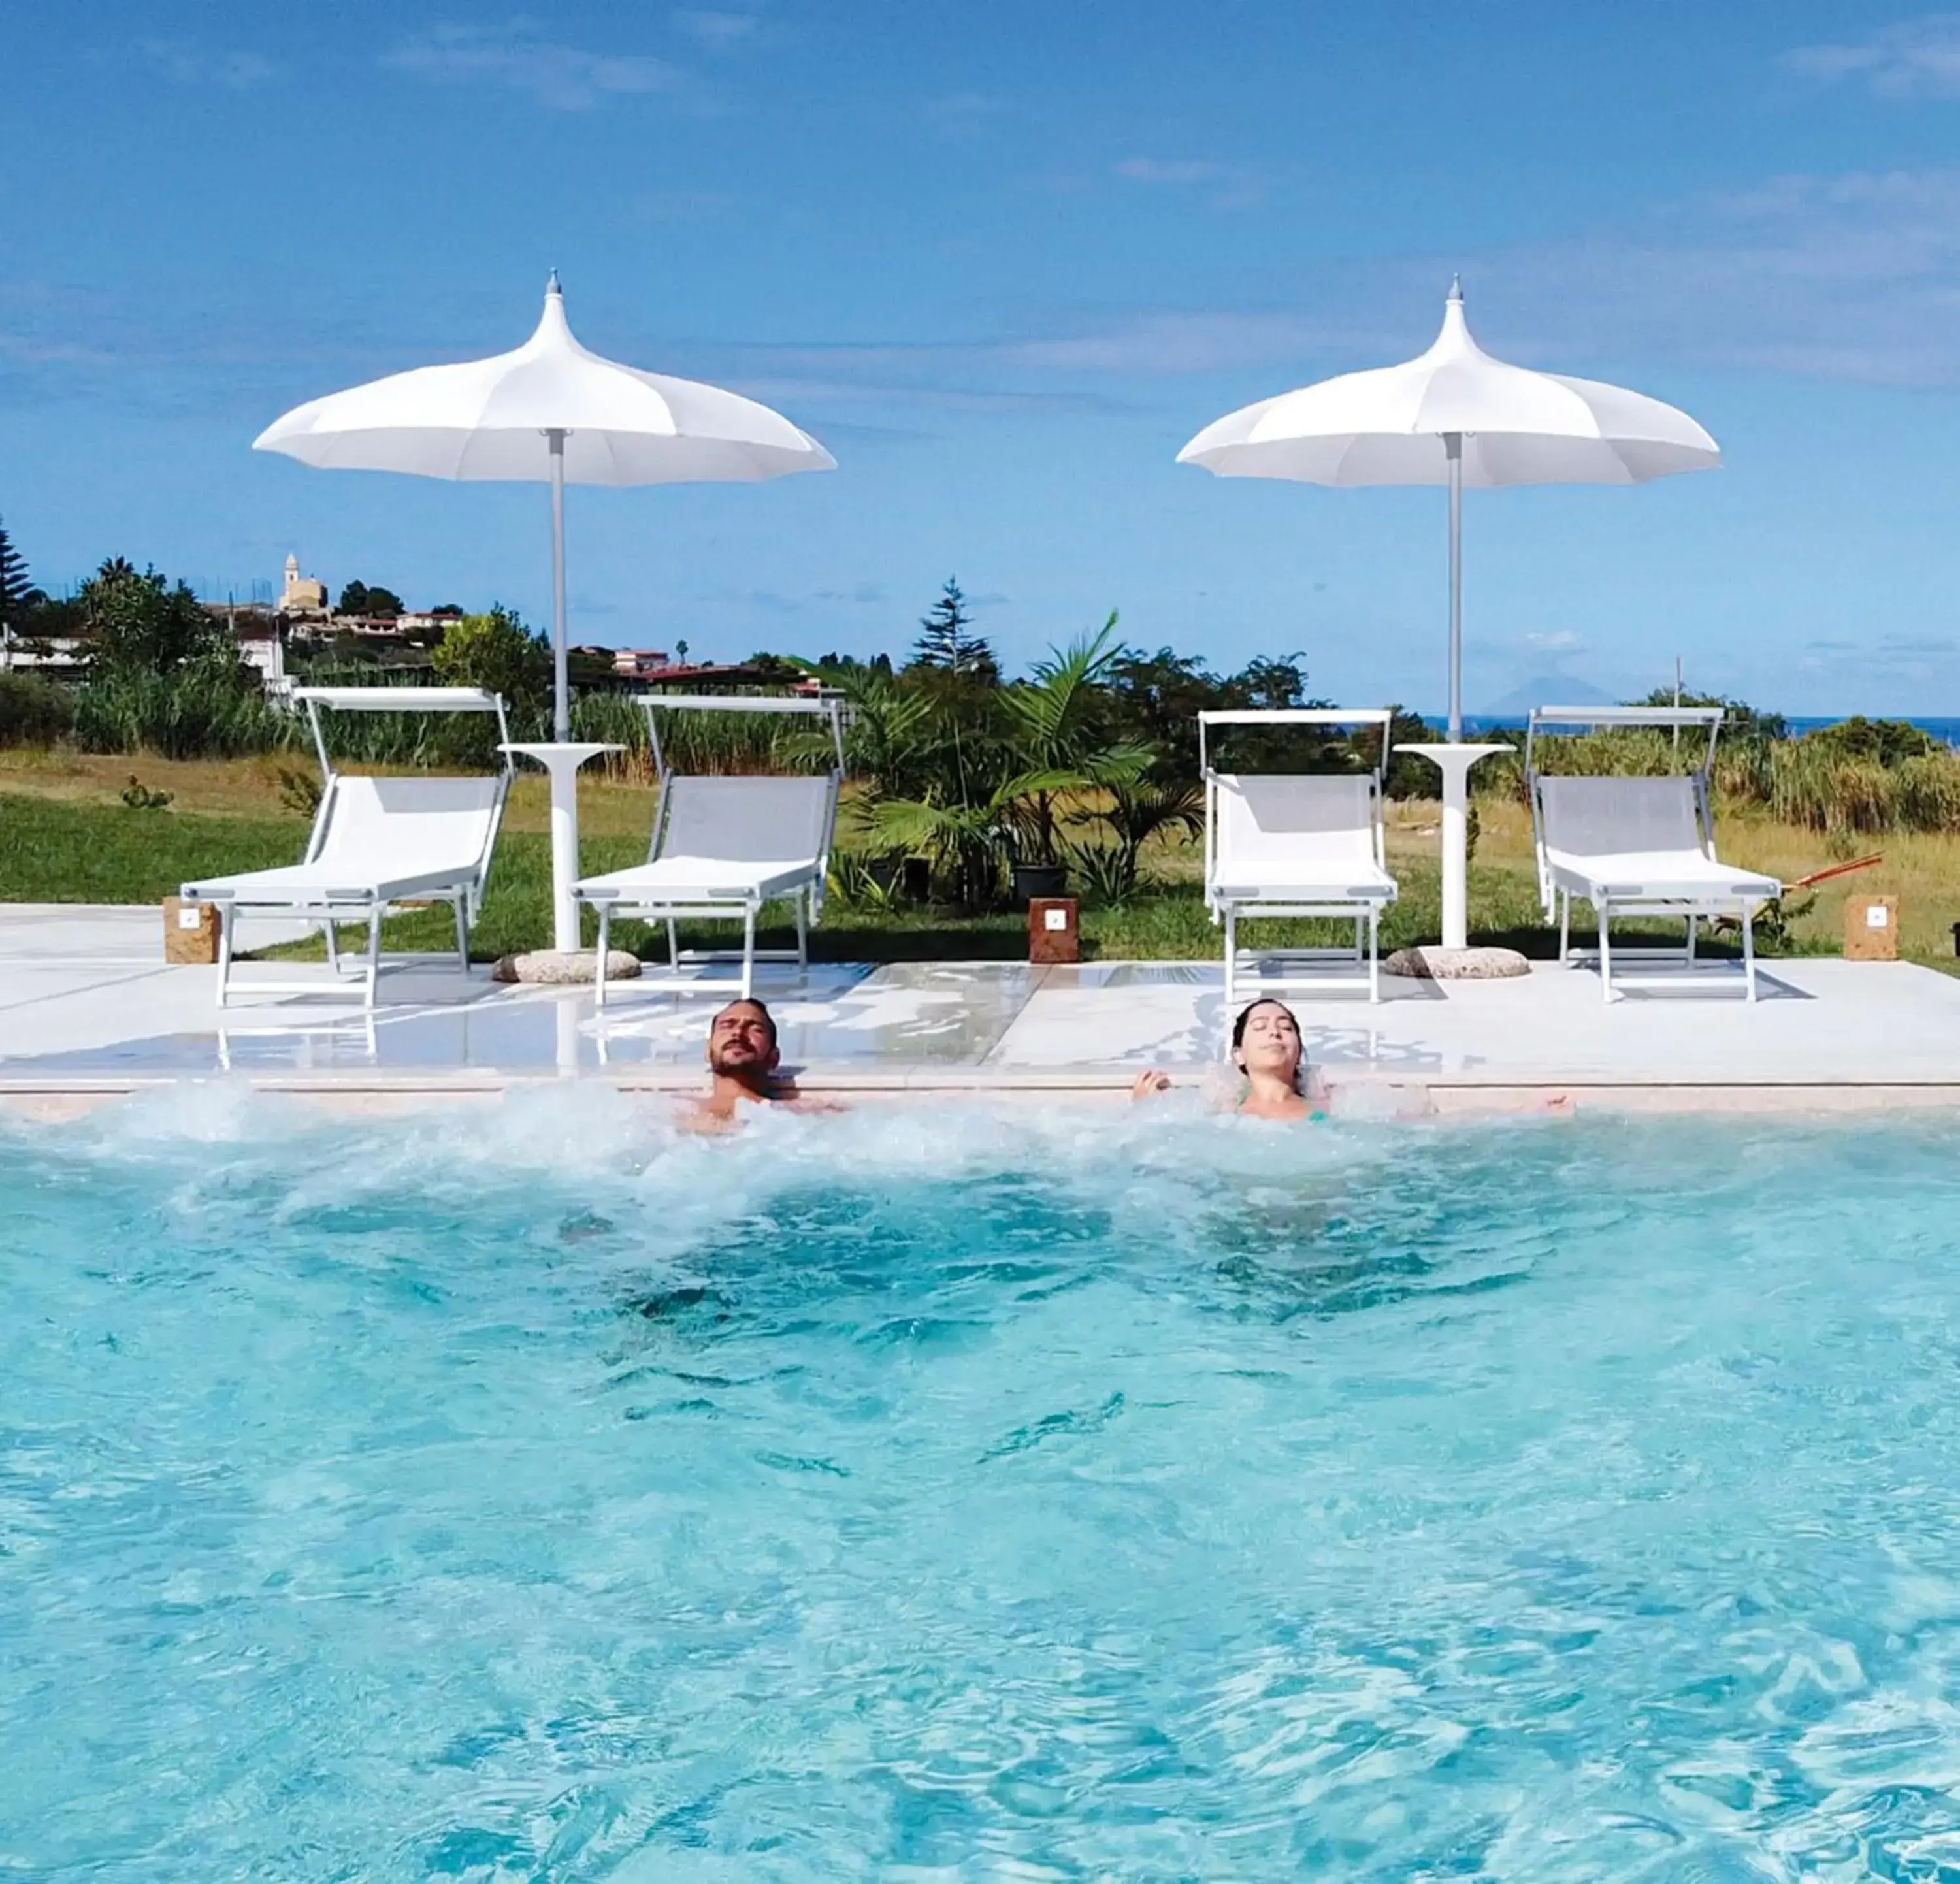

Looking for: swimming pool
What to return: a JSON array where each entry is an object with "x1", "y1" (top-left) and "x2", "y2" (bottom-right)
[{"x1": 5, "y1": 1095, "x2": 1959, "y2": 1879}]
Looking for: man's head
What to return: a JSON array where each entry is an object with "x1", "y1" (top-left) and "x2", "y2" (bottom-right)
[{"x1": 706, "y1": 998, "x2": 780, "y2": 1084}]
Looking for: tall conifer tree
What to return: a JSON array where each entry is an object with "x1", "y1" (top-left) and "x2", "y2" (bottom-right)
[
  {"x1": 909, "y1": 577, "x2": 996, "y2": 681},
  {"x1": 0, "y1": 517, "x2": 30, "y2": 629}
]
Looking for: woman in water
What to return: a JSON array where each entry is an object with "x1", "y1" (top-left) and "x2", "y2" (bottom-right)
[
  {"x1": 1132, "y1": 997, "x2": 1322, "y2": 1120},
  {"x1": 1134, "y1": 996, "x2": 1573, "y2": 1120}
]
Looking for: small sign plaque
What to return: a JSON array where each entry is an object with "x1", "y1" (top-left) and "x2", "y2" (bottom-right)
[
  {"x1": 1844, "y1": 894, "x2": 1899, "y2": 961},
  {"x1": 1028, "y1": 896, "x2": 1079, "y2": 965}
]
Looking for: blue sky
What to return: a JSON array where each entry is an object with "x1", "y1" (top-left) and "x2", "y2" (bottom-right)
[{"x1": 7, "y1": 3, "x2": 1960, "y2": 713}]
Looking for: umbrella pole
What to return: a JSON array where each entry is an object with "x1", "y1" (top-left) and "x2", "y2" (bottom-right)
[
  {"x1": 549, "y1": 429, "x2": 569, "y2": 742},
  {"x1": 544, "y1": 427, "x2": 580, "y2": 952},
  {"x1": 1446, "y1": 432, "x2": 1463, "y2": 743},
  {"x1": 1441, "y1": 432, "x2": 1469, "y2": 949}
]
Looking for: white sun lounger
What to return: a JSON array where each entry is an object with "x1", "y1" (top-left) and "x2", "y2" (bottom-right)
[
  {"x1": 1526, "y1": 706, "x2": 1781, "y2": 1003},
  {"x1": 574, "y1": 693, "x2": 844, "y2": 1007},
  {"x1": 1201, "y1": 708, "x2": 1399, "y2": 1003},
  {"x1": 182, "y1": 687, "x2": 512, "y2": 1008}
]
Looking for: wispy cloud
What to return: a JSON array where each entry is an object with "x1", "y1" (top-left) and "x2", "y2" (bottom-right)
[
  {"x1": 1113, "y1": 155, "x2": 1264, "y2": 209},
  {"x1": 1518, "y1": 167, "x2": 1960, "y2": 385},
  {"x1": 1114, "y1": 158, "x2": 1229, "y2": 186},
  {"x1": 670, "y1": 8, "x2": 759, "y2": 49},
  {"x1": 632, "y1": 186, "x2": 742, "y2": 221},
  {"x1": 1006, "y1": 311, "x2": 1337, "y2": 374},
  {"x1": 951, "y1": 162, "x2": 1960, "y2": 391},
  {"x1": 1796, "y1": 632, "x2": 1960, "y2": 687},
  {"x1": 920, "y1": 91, "x2": 1009, "y2": 135},
  {"x1": 136, "y1": 39, "x2": 275, "y2": 90},
  {"x1": 1783, "y1": 13, "x2": 1960, "y2": 97},
  {"x1": 384, "y1": 22, "x2": 687, "y2": 111}
]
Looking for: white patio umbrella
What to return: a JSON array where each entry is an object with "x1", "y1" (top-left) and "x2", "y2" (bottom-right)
[
  {"x1": 254, "y1": 274, "x2": 834, "y2": 951},
  {"x1": 1177, "y1": 282, "x2": 1720, "y2": 951}
]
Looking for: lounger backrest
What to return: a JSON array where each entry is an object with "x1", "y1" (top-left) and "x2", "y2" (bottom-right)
[
  {"x1": 1211, "y1": 773, "x2": 1380, "y2": 876},
  {"x1": 655, "y1": 775, "x2": 836, "y2": 868},
  {"x1": 310, "y1": 775, "x2": 506, "y2": 883},
  {"x1": 1535, "y1": 775, "x2": 1703, "y2": 858}
]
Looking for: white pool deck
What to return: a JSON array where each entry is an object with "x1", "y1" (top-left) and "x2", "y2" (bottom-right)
[{"x1": 3, "y1": 903, "x2": 1960, "y2": 1114}]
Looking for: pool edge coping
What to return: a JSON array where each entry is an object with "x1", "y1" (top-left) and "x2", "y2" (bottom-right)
[{"x1": 7, "y1": 1072, "x2": 1960, "y2": 1118}]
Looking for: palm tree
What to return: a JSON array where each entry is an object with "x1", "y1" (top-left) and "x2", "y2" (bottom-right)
[
  {"x1": 847, "y1": 615, "x2": 1157, "y2": 907},
  {"x1": 1069, "y1": 773, "x2": 1207, "y2": 901},
  {"x1": 996, "y1": 614, "x2": 1154, "y2": 867}
]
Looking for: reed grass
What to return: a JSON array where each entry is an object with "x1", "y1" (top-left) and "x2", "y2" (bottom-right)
[
  {"x1": 1490, "y1": 723, "x2": 1960, "y2": 839},
  {"x1": 568, "y1": 692, "x2": 811, "y2": 783}
]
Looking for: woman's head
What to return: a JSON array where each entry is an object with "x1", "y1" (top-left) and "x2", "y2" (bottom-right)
[{"x1": 1231, "y1": 998, "x2": 1304, "y2": 1085}]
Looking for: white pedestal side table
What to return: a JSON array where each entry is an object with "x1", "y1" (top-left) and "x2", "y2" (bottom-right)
[
  {"x1": 500, "y1": 741, "x2": 623, "y2": 952},
  {"x1": 1394, "y1": 743, "x2": 1511, "y2": 953}
]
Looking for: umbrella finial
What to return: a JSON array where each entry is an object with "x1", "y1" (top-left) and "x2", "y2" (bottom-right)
[
  {"x1": 547, "y1": 268, "x2": 562, "y2": 296},
  {"x1": 1449, "y1": 273, "x2": 1463, "y2": 304}
]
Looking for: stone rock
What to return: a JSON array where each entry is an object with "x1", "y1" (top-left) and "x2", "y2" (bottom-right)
[
  {"x1": 1383, "y1": 945, "x2": 1531, "y2": 981},
  {"x1": 492, "y1": 949, "x2": 643, "y2": 985}
]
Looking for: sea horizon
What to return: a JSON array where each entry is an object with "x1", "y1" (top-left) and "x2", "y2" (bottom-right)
[{"x1": 1428, "y1": 713, "x2": 1960, "y2": 745}]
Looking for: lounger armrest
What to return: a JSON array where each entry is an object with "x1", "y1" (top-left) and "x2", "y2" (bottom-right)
[{"x1": 1207, "y1": 873, "x2": 1398, "y2": 903}]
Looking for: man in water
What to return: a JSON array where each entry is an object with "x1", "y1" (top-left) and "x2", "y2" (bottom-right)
[{"x1": 693, "y1": 997, "x2": 789, "y2": 1124}]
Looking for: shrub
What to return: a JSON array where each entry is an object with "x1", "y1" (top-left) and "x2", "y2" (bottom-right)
[
  {"x1": 0, "y1": 672, "x2": 76, "y2": 747},
  {"x1": 1893, "y1": 751, "x2": 1960, "y2": 833},
  {"x1": 80, "y1": 559, "x2": 216, "y2": 674},
  {"x1": 431, "y1": 606, "x2": 551, "y2": 714},
  {"x1": 1805, "y1": 715, "x2": 1938, "y2": 767}
]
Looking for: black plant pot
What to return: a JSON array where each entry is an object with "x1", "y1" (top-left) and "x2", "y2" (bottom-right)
[
  {"x1": 867, "y1": 856, "x2": 933, "y2": 901},
  {"x1": 1011, "y1": 862, "x2": 1069, "y2": 908}
]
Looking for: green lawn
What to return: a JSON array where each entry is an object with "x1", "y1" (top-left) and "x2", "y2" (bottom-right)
[{"x1": 0, "y1": 788, "x2": 1788, "y2": 966}]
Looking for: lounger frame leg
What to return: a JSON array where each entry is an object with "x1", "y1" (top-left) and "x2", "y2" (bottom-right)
[
  {"x1": 323, "y1": 919, "x2": 341, "y2": 978},
  {"x1": 794, "y1": 892, "x2": 809, "y2": 976},
  {"x1": 1367, "y1": 906, "x2": 1379, "y2": 1004},
  {"x1": 1558, "y1": 892, "x2": 1571, "y2": 966},
  {"x1": 740, "y1": 903, "x2": 757, "y2": 1001},
  {"x1": 1684, "y1": 912, "x2": 1697, "y2": 969},
  {"x1": 452, "y1": 898, "x2": 471, "y2": 977},
  {"x1": 363, "y1": 908, "x2": 384, "y2": 1009},
  {"x1": 594, "y1": 903, "x2": 613, "y2": 1011},
  {"x1": 215, "y1": 905, "x2": 235, "y2": 1008},
  {"x1": 1742, "y1": 900, "x2": 1757, "y2": 1003},
  {"x1": 1223, "y1": 906, "x2": 1238, "y2": 1005},
  {"x1": 1597, "y1": 899, "x2": 1615, "y2": 1003},
  {"x1": 666, "y1": 917, "x2": 681, "y2": 975}
]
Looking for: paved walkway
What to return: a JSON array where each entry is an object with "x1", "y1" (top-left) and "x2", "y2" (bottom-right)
[{"x1": 4, "y1": 905, "x2": 1960, "y2": 1109}]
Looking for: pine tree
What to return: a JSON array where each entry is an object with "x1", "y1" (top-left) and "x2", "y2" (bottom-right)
[
  {"x1": 909, "y1": 577, "x2": 996, "y2": 681},
  {"x1": 0, "y1": 517, "x2": 29, "y2": 630}
]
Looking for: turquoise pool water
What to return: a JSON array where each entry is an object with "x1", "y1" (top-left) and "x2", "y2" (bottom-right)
[{"x1": 5, "y1": 1096, "x2": 1960, "y2": 1880}]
